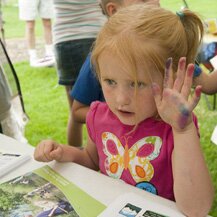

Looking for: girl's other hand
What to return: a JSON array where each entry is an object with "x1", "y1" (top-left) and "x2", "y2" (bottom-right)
[
  {"x1": 34, "y1": 139, "x2": 64, "y2": 162},
  {"x1": 152, "y1": 57, "x2": 202, "y2": 132}
]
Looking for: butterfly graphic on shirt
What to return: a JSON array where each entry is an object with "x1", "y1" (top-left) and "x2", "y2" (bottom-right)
[{"x1": 102, "y1": 132, "x2": 162, "y2": 183}]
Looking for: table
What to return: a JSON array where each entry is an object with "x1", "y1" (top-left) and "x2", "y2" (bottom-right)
[{"x1": 0, "y1": 133, "x2": 208, "y2": 217}]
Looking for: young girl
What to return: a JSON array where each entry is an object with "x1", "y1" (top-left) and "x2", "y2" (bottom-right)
[{"x1": 34, "y1": 5, "x2": 214, "y2": 216}]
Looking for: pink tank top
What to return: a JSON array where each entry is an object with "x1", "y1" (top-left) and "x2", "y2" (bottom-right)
[{"x1": 87, "y1": 101, "x2": 199, "y2": 201}]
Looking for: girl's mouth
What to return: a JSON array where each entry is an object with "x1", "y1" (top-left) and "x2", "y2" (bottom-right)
[{"x1": 117, "y1": 109, "x2": 135, "y2": 117}]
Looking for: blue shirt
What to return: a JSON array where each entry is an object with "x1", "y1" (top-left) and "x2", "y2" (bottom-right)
[{"x1": 70, "y1": 53, "x2": 104, "y2": 105}]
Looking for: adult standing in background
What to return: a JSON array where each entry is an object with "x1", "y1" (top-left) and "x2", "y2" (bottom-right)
[
  {"x1": 18, "y1": 0, "x2": 55, "y2": 67},
  {"x1": 53, "y1": 0, "x2": 106, "y2": 147}
]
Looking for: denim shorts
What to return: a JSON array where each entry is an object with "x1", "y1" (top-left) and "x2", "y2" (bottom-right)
[{"x1": 55, "y1": 38, "x2": 95, "y2": 86}]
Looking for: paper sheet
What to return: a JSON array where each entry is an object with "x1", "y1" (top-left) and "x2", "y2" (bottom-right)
[{"x1": 0, "y1": 151, "x2": 30, "y2": 177}]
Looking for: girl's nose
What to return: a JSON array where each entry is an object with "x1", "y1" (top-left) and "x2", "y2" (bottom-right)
[{"x1": 116, "y1": 87, "x2": 131, "y2": 107}]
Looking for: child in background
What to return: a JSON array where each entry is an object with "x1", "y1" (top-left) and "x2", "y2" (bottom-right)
[
  {"x1": 71, "y1": 0, "x2": 217, "y2": 124},
  {"x1": 34, "y1": 5, "x2": 214, "y2": 216},
  {"x1": 53, "y1": 0, "x2": 106, "y2": 147}
]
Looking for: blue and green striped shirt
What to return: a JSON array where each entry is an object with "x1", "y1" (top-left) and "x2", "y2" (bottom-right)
[{"x1": 53, "y1": 0, "x2": 106, "y2": 44}]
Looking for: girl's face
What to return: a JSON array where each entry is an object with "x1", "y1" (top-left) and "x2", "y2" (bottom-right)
[{"x1": 99, "y1": 52, "x2": 162, "y2": 126}]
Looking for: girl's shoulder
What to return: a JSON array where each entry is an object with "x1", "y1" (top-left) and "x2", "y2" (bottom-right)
[
  {"x1": 87, "y1": 101, "x2": 110, "y2": 123},
  {"x1": 89, "y1": 101, "x2": 108, "y2": 113}
]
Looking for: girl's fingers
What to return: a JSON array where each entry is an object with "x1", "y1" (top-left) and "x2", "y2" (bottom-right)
[
  {"x1": 164, "y1": 58, "x2": 173, "y2": 89},
  {"x1": 173, "y1": 57, "x2": 186, "y2": 92},
  {"x1": 43, "y1": 142, "x2": 55, "y2": 162},
  {"x1": 189, "y1": 85, "x2": 202, "y2": 111},
  {"x1": 50, "y1": 147, "x2": 63, "y2": 161},
  {"x1": 34, "y1": 140, "x2": 56, "y2": 162},
  {"x1": 35, "y1": 143, "x2": 45, "y2": 161},
  {"x1": 181, "y1": 64, "x2": 194, "y2": 99}
]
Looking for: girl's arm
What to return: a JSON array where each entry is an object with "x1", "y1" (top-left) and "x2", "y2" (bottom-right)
[
  {"x1": 34, "y1": 135, "x2": 99, "y2": 171},
  {"x1": 152, "y1": 57, "x2": 214, "y2": 216},
  {"x1": 172, "y1": 123, "x2": 214, "y2": 217}
]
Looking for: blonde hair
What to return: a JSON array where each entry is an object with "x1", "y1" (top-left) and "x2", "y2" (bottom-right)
[{"x1": 91, "y1": 4, "x2": 204, "y2": 82}]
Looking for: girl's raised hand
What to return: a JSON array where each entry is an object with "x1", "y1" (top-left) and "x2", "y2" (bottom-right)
[
  {"x1": 34, "y1": 139, "x2": 64, "y2": 162},
  {"x1": 152, "y1": 57, "x2": 202, "y2": 132}
]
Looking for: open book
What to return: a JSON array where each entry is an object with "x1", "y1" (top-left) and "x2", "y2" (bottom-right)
[
  {"x1": 0, "y1": 151, "x2": 30, "y2": 178},
  {"x1": 0, "y1": 165, "x2": 106, "y2": 217}
]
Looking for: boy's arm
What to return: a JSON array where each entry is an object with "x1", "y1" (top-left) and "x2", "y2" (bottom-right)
[
  {"x1": 194, "y1": 69, "x2": 217, "y2": 94},
  {"x1": 72, "y1": 99, "x2": 90, "y2": 123},
  {"x1": 172, "y1": 123, "x2": 214, "y2": 216}
]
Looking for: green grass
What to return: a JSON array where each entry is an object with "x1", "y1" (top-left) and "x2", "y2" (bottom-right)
[
  {"x1": 2, "y1": 1, "x2": 217, "y2": 216},
  {"x1": 13, "y1": 62, "x2": 69, "y2": 145},
  {"x1": 161, "y1": 0, "x2": 217, "y2": 18}
]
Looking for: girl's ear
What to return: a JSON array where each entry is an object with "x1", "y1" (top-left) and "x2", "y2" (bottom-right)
[{"x1": 106, "y1": 2, "x2": 119, "y2": 17}]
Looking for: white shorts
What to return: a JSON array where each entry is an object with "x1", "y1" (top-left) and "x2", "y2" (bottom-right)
[{"x1": 19, "y1": 0, "x2": 53, "y2": 21}]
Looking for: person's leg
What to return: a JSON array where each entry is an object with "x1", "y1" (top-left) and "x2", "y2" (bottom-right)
[
  {"x1": 25, "y1": 20, "x2": 35, "y2": 49},
  {"x1": 41, "y1": 18, "x2": 55, "y2": 65},
  {"x1": 25, "y1": 20, "x2": 38, "y2": 66},
  {"x1": 42, "y1": 18, "x2": 53, "y2": 56},
  {"x1": 28, "y1": 18, "x2": 53, "y2": 67},
  {"x1": 55, "y1": 39, "x2": 95, "y2": 146},
  {"x1": 65, "y1": 86, "x2": 83, "y2": 147},
  {"x1": 38, "y1": 18, "x2": 55, "y2": 67},
  {"x1": 39, "y1": 0, "x2": 54, "y2": 57},
  {"x1": 55, "y1": 41, "x2": 83, "y2": 146},
  {"x1": 18, "y1": 0, "x2": 38, "y2": 66}
]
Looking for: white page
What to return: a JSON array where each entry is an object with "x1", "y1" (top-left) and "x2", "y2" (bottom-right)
[
  {"x1": 0, "y1": 151, "x2": 31, "y2": 178},
  {"x1": 98, "y1": 192, "x2": 185, "y2": 217}
]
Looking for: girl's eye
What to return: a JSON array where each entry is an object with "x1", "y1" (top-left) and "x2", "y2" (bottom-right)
[
  {"x1": 130, "y1": 81, "x2": 145, "y2": 88},
  {"x1": 137, "y1": 82, "x2": 145, "y2": 88},
  {"x1": 104, "y1": 79, "x2": 116, "y2": 86}
]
